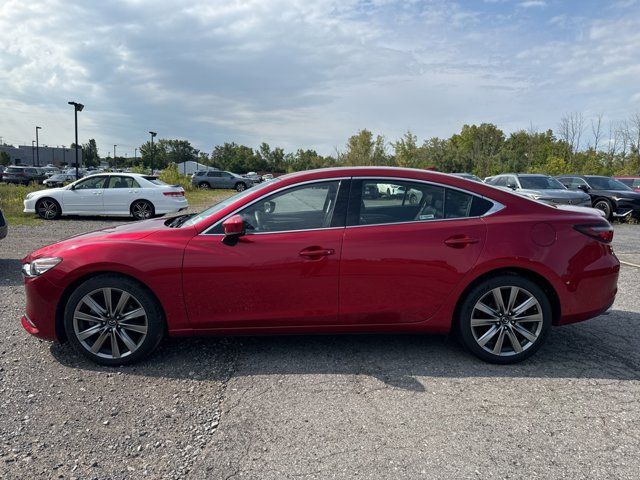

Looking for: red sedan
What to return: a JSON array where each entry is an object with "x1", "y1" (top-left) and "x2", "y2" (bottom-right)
[{"x1": 21, "y1": 167, "x2": 619, "y2": 365}]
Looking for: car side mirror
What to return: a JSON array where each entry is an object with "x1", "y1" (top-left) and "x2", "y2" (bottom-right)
[
  {"x1": 578, "y1": 184, "x2": 590, "y2": 192},
  {"x1": 506, "y1": 183, "x2": 517, "y2": 190},
  {"x1": 222, "y1": 214, "x2": 245, "y2": 244}
]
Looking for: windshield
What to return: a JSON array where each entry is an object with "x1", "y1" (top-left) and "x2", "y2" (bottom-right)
[
  {"x1": 180, "y1": 179, "x2": 281, "y2": 228},
  {"x1": 519, "y1": 176, "x2": 565, "y2": 190},
  {"x1": 587, "y1": 176, "x2": 632, "y2": 191}
]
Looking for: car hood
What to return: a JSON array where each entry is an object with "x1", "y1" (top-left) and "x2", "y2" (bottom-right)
[
  {"x1": 24, "y1": 218, "x2": 168, "y2": 261},
  {"x1": 592, "y1": 189, "x2": 640, "y2": 200},
  {"x1": 26, "y1": 187, "x2": 66, "y2": 198}
]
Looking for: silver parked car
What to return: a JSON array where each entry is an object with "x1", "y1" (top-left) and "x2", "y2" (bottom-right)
[
  {"x1": 485, "y1": 173, "x2": 591, "y2": 206},
  {"x1": 191, "y1": 170, "x2": 253, "y2": 191}
]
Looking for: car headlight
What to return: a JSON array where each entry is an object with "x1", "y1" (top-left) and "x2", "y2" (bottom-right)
[{"x1": 22, "y1": 257, "x2": 62, "y2": 277}]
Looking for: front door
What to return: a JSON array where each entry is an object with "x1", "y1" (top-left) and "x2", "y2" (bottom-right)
[
  {"x1": 182, "y1": 180, "x2": 348, "y2": 329},
  {"x1": 62, "y1": 175, "x2": 108, "y2": 214},
  {"x1": 339, "y1": 178, "x2": 488, "y2": 325}
]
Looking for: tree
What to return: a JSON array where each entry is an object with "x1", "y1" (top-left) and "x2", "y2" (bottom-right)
[
  {"x1": 393, "y1": 131, "x2": 430, "y2": 168},
  {"x1": 0, "y1": 151, "x2": 10, "y2": 167},
  {"x1": 140, "y1": 139, "x2": 199, "y2": 169},
  {"x1": 341, "y1": 129, "x2": 390, "y2": 166},
  {"x1": 82, "y1": 139, "x2": 99, "y2": 167},
  {"x1": 210, "y1": 142, "x2": 264, "y2": 173}
]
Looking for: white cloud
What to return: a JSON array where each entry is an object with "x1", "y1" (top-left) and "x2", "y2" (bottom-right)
[
  {"x1": 519, "y1": 1, "x2": 547, "y2": 8},
  {"x1": 0, "y1": 0, "x2": 639, "y2": 156}
]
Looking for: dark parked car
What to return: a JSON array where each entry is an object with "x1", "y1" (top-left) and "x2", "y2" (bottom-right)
[
  {"x1": 192, "y1": 170, "x2": 252, "y2": 191},
  {"x1": 556, "y1": 175, "x2": 640, "y2": 220},
  {"x1": 615, "y1": 176, "x2": 640, "y2": 193},
  {"x1": 486, "y1": 173, "x2": 591, "y2": 206},
  {"x1": 2, "y1": 166, "x2": 47, "y2": 185},
  {"x1": 0, "y1": 208, "x2": 7, "y2": 240},
  {"x1": 451, "y1": 173, "x2": 483, "y2": 182},
  {"x1": 43, "y1": 173, "x2": 79, "y2": 188}
]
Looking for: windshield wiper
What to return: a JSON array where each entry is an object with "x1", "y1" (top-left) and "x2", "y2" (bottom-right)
[{"x1": 166, "y1": 213, "x2": 194, "y2": 228}]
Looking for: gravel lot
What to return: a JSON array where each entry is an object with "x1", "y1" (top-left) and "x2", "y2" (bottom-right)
[{"x1": 0, "y1": 219, "x2": 639, "y2": 479}]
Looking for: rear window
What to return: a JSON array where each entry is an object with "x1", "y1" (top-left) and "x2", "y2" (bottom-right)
[{"x1": 143, "y1": 176, "x2": 168, "y2": 186}]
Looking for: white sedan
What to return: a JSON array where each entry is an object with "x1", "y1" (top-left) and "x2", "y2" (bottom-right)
[{"x1": 24, "y1": 173, "x2": 188, "y2": 220}]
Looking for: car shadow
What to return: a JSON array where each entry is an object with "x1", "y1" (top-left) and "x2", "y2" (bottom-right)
[{"x1": 50, "y1": 309, "x2": 640, "y2": 389}]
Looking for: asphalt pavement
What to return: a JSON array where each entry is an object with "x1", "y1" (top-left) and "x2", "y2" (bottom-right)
[{"x1": 0, "y1": 219, "x2": 638, "y2": 479}]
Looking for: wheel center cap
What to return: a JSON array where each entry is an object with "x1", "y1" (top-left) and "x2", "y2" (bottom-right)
[
  {"x1": 501, "y1": 317, "x2": 509, "y2": 324},
  {"x1": 108, "y1": 319, "x2": 117, "y2": 327}
]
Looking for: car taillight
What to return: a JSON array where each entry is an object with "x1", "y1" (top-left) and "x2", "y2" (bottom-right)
[
  {"x1": 163, "y1": 191, "x2": 184, "y2": 197},
  {"x1": 574, "y1": 223, "x2": 614, "y2": 243}
]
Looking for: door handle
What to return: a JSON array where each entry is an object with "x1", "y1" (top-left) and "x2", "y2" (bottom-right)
[
  {"x1": 299, "y1": 247, "x2": 335, "y2": 258},
  {"x1": 444, "y1": 235, "x2": 479, "y2": 248}
]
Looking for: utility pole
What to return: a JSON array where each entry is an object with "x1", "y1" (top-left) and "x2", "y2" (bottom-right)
[
  {"x1": 35, "y1": 126, "x2": 42, "y2": 166},
  {"x1": 68, "y1": 101, "x2": 84, "y2": 179},
  {"x1": 149, "y1": 131, "x2": 157, "y2": 173}
]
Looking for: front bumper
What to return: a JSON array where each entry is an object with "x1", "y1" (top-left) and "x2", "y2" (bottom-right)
[
  {"x1": 23, "y1": 198, "x2": 37, "y2": 213},
  {"x1": 21, "y1": 274, "x2": 63, "y2": 341}
]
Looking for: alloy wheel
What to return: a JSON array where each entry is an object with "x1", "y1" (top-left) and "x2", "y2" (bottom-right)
[
  {"x1": 73, "y1": 287, "x2": 148, "y2": 360},
  {"x1": 132, "y1": 201, "x2": 152, "y2": 220},
  {"x1": 470, "y1": 286, "x2": 544, "y2": 357},
  {"x1": 37, "y1": 200, "x2": 58, "y2": 219}
]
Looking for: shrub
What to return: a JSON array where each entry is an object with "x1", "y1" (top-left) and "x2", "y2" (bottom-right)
[{"x1": 159, "y1": 163, "x2": 194, "y2": 191}]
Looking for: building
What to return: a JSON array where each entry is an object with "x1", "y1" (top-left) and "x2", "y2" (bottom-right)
[
  {"x1": 174, "y1": 161, "x2": 217, "y2": 175},
  {"x1": 0, "y1": 144, "x2": 83, "y2": 167}
]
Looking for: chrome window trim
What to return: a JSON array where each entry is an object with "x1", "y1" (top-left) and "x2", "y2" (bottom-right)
[
  {"x1": 201, "y1": 177, "x2": 350, "y2": 235},
  {"x1": 201, "y1": 175, "x2": 505, "y2": 235}
]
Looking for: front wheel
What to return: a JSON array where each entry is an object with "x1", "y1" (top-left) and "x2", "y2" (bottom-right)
[
  {"x1": 131, "y1": 200, "x2": 154, "y2": 220},
  {"x1": 235, "y1": 182, "x2": 247, "y2": 192},
  {"x1": 457, "y1": 275, "x2": 552, "y2": 364},
  {"x1": 64, "y1": 275, "x2": 165, "y2": 366},
  {"x1": 36, "y1": 198, "x2": 61, "y2": 220}
]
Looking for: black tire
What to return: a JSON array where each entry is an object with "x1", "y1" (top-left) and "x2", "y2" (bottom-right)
[
  {"x1": 36, "y1": 198, "x2": 61, "y2": 220},
  {"x1": 593, "y1": 199, "x2": 612, "y2": 220},
  {"x1": 457, "y1": 275, "x2": 552, "y2": 364},
  {"x1": 131, "y1": 200, "x2": 155, "y2": 220},
  {"x1": 198, "y1": 182, "x2": 211, "y2": 189},
  {"x1": 63, "y1": 274, "x2": 165, "y2": 366},
  {"x1": 235, "y1": 182, "x2": 247, "y2": 192}
]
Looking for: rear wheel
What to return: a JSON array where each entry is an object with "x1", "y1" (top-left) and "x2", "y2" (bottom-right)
[
  {"x1": 457, "y1": 275, "x2": 552, "y2": 364},
  {"x1": 36, "y1": 198, "x2": 61, "y2": 220},
  {"x1": 64, "y1": 275, "x2": 165, "y2": 366},
  {"x1": 131, "y1": 200, "x2": 154, "y2": 220},
  {"x1": 235, "y1": 182, "x2": 247, "y2": 192},
  {"x1": 198, "y1": 182, "x2": 210, "y2": 189}
]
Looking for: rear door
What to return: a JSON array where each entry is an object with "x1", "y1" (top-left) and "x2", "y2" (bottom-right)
[
  {"x1": 103, "y1": 176, "x2": 141, "y2": 214},
  {"x1": 339, "y1": 178, "x2": 491, "y2": 325}
]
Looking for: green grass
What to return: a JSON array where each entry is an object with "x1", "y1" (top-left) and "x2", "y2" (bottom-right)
[
  {"x1": 0, "y1": 182, "x2": 234, "y2": 226},
  {"x1": 0, "y1": 183, "x2": 45, "y2": 226}
]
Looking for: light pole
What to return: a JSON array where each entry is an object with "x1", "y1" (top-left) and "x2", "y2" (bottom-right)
[
  {"x1": 114, "y1": 144, "x2": 117, "y2": 170},
  {"x1": 31, "y1": 140, "x2": 35, "y2": 165},
  {"x1": 134, "y1": 147, "x2": 138, "y2": 163},
  {"x1": 61, "y1": 145, "x2": 66, "y2": 166},
  {"x1": 149, "y1": 131, "x2": 157, "y2": 173},
  {"x1": 68, "y1": 101, "x2": 84, "y2": 179},
  {"x1": 35, "y1": 126, "x2": 42, "y2": 166}
]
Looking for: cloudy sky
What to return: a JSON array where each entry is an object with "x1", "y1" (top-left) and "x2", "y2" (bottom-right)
[{"x1": 1, "y1": 0, "x2": 639, "y2": 157}]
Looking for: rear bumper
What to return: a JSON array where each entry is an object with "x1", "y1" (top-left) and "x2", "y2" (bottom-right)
[{"x1": 555, "y1": 248, "x2": 620, "y2": 325}]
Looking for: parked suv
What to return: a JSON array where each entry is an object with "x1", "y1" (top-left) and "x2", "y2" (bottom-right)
[
  {"x1": 485, "y1": 173, "x2": 591, "y2": 206},
  {"x1": 191, "y1": 170, "x2": 252, "y2": 191},
  {"x1": 2, "y1": 166, "x2": 47, "y2": 185},
  {"x1": 557, "y1": 174, "x2": 640, "y2": 220}
]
